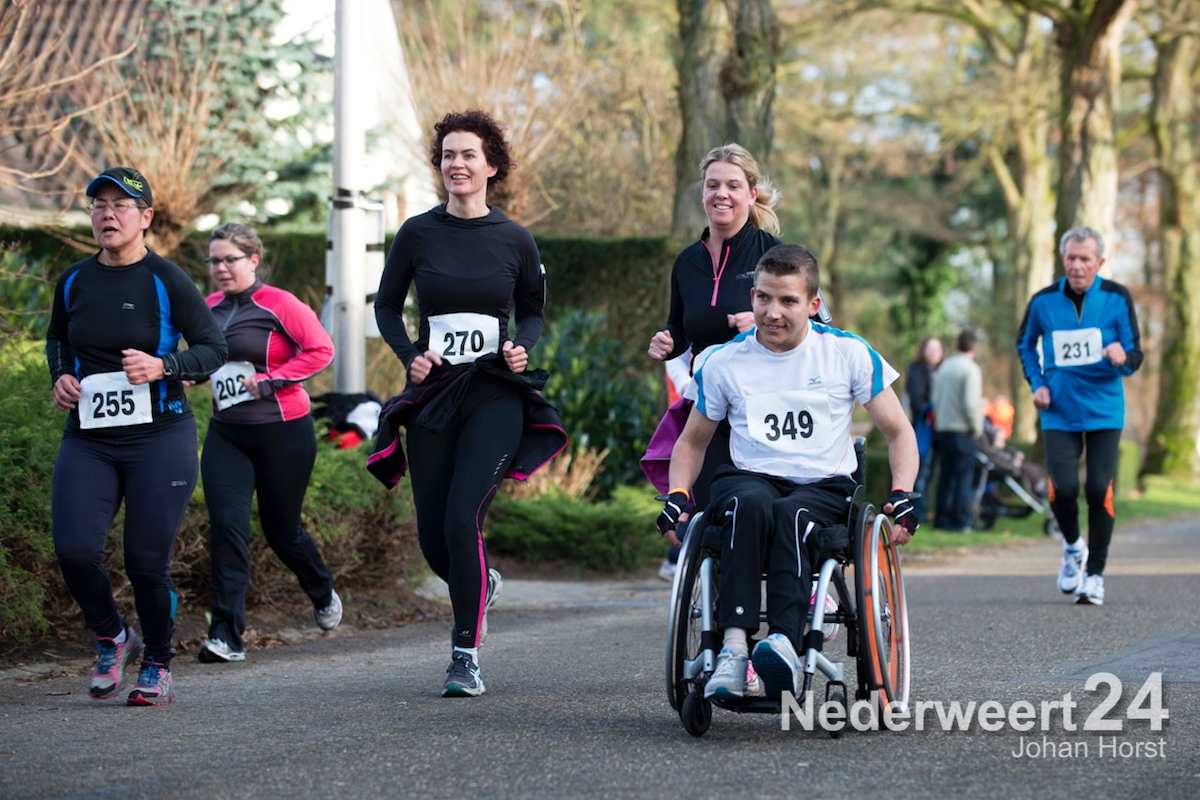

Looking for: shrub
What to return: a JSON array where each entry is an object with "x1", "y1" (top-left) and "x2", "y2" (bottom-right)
[
  {"x1": 538, "y1": 309, "x2": 661, "y2": 492},
  {"x1": 487, "y1": 485, "x2": 661, "y2": 571}
]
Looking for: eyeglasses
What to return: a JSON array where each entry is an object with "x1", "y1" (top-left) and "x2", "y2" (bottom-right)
[
  {"x1": 208, "y1": 254, "x2": 249, "y2": 267},
  {"x1": 88, "y1": 199, "x2": 145, "y2": 213}
]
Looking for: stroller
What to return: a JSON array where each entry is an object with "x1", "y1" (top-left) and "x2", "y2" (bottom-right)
[{"x1": 970, "y1": 419, "x2": 1061, "y2": 538}]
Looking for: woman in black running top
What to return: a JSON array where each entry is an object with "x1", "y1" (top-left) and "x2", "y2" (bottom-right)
[
  {"x1": 196, "y1": 222, "x2": 341, "y2": 665},
  {"x1": 46, "y1": 167, "x2": 227, "y2": 706},
  {"x1": 643, "y1": 144, "x2": 786, "y2": 574},
  {"x1": 372, "y1": 110, "x2": 565, "y2": 698}
]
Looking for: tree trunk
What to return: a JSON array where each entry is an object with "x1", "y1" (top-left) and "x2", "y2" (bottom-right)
[
  {"x1": 817, "y1": 144, "x2": 845, "y2": 315},
  {"x1": 670, "y1": 0, "x2": 778, "y2": 241},
  {"x1": 1051, "y1": 0, "x2": 1136, "y2": 261},
  {"x1": 671, "y1": 0, "x2": 727, "y2": 240},
  {"x1": 1141, "y1": 31, "x2": 1199, "y2": 478}
]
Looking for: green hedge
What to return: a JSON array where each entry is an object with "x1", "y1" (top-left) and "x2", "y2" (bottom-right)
[
  {"x1": 0, "y1": 341, "x2": 419, "y2": 645},
  {"x1": 488, "y1": 486, "x2": 661, "y2": 571}
]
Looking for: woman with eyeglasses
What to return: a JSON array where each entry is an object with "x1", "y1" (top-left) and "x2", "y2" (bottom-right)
[
  {"x1": 195, "y1": 222, "x2": 340, "y2": 665},
  {"x1": 46, "y1": 167, "x2": 228, "y2": 706}
]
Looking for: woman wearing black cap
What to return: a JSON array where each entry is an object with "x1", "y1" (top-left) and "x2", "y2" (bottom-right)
[{"x1": 45, "y1": 167, "x2": 227, "y2": 706}]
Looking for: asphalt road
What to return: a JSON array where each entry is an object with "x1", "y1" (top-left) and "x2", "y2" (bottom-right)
[{"x1": 1, "y1": 518, "x2": 1197, "y2": 799}]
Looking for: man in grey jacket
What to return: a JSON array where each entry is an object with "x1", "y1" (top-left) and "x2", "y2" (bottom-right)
[{"x1": 931, "y1": 329, "x2": 984, "y2": 531}]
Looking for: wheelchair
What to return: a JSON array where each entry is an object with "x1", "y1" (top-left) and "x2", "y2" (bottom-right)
[{"x1": 664, "y1": 438, "x2": 911, "y2": 737}]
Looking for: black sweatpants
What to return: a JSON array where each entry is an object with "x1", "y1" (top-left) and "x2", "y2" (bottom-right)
[
  {"x1": 1044, "y1": 428, "x2": 1121, "y2": 576},
  {"x1": 202, "y1": 415, "x2": 334, "y2": 651},
  {"x1": 52, "y1": 420, "x2": 198, "y2": 664},
  {"x1": 406, "y1": 374, "x2": 523, "y2": 649},
  {"x1": 708, "y1": 468, "x2": 855, "y2": 652}
]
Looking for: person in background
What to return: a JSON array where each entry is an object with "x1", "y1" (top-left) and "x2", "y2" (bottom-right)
[
  {"x1": 930, "y1": 329, "x2": 983, "y2": 532},
  {"x1": 905, "y1": 336, "x2": 943, "y2": 522}
]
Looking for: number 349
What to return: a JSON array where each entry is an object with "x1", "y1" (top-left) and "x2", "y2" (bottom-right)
[{"x1": 764, "y1": 409, "x2": 814, "y2": 441}]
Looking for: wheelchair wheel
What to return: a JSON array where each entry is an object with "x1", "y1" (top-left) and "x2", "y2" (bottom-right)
[
  {"x1": 854, "y1": 508, "x2": 911, "y2": 711},
  {"x1": 680, "y1": 688, "x2": 712, "y2": 738},
  {"x1": 665, "y1": 513, "x2": 707, "y2": 711}
]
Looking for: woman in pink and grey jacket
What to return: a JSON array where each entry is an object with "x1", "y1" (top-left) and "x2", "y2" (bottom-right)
[{"x1": 196, "y1": 222, "x2": 341, "y2": 664}]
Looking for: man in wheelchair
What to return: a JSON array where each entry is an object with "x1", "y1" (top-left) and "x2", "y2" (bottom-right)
[{"x1": 657, "y1": 244, "x2": 919, "y2": 702}]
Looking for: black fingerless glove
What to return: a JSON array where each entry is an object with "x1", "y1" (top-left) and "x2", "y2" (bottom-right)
[
  {"x1": 887, "y1": 489, "x2": 920, "y2": 535},
  {"x1": 657, "y1": 490, "x2": 690, "y2": 536}
]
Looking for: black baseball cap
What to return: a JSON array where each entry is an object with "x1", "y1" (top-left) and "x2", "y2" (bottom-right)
[{"x1": 86, "y1": 167, "x2": 153, "y2": 207}]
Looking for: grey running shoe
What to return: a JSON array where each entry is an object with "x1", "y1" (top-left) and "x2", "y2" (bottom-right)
[
  {"x1": 1075, "y1": 574, "x2": 1105, "y2": 606},
  {"x1": 751, "y1": 633, "x2": 801, "y2": 699},
  {"x1": 704, "y1": 648, "x2": 748, "y2": 700},
  {"x1": 480, "y1": 569, "x2": 502, "y2": 643},
  {"x1": 314, "y1": 589, "x2": 343, "y2": 631},
  {"x1": 1058, "y1": 542, "x2": 1087, "y2": 594},
  {"x1": 197, "y1": 637, "x2": 246, "y2": 663},
  {"x1": 126, "y1": 661, "x2": 175, "y2": 707},
  {"x1": 442, "y1": 651, "x2": 485, "y2": 697},
  {"x1": 90, "y1": 626, "x2": 142, "y2": 700}
]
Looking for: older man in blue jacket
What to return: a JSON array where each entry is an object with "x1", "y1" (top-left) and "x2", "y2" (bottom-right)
[{"x1": 1017, "y1": 227, "x2": 1143, "y2": 607}]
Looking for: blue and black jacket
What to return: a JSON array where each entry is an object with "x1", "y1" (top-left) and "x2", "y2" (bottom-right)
[
  {"x1": 46, "y1": 250, "x2": 227, "y2": 436},
  {"x1": 1016, "y1": 276, "x2": 1142, "y2": 431}
]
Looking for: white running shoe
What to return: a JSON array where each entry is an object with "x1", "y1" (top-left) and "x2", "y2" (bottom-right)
[
  {"x1": 704, "y1": 648, "x2": 748, "y2": 700},
  {"x1": 314, "y1": 589, "x2": 343, "y2": 631},
  {"x1": 1057, "y1": 542, "x2": 1087, "y2": 594},
  {"x1": 751, "y1": 633, "x2": 802, "y2": 698},
  {"x1": 810, "y1": 582, "x2": 840, "y2": 640},
  {"x1": 1075, "y1": 574, "x2": 1105, "y2": 606},
  {"x1": 657, "y1": 559, "x2": 677, "y2": 582},
  {"x1": 197, "y1": 637, "x2": 246, "y2": 663},
  {"x1": 480, "y1": 568, "x2": 503, "y2": 642}
]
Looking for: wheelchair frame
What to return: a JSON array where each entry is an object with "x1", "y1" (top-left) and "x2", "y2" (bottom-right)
[{"x1": 664, "y1": 466, "x2": 911, "y2": 738}]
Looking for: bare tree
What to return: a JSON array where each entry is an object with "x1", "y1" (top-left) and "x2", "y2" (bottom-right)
[
  {"x1": 0, "y1": 0, "x2": 135, "y2": 202},
  {"x1": 61, "y1": 19, "x2": 228, "y2": 254},
  {"x1": 392, "y1": 0, "x2": 592, "y2": 227}
]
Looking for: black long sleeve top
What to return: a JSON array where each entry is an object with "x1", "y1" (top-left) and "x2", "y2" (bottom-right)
[
  {"x1": 45, "y1": 249, "x2": 227, "y2": 436},
  {"x1": 374, "y1": 205, "x2": 546, "y2": 371}
]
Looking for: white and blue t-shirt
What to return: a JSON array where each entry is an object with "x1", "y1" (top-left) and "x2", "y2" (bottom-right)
[{"x1": 692, "y1": 323, "x2": 898, "y2": 484}]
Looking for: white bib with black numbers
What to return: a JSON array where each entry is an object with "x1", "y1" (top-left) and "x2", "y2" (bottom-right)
[
  {"x1": 745, "y1": 389, "x2": 834, "y2": 452},
  {"x1": 1052, "y1": 327, "x2": 1103, "y2": 367},
  {"x1": 79, "y1": 371, "x2": 152, "y2": 429},
  {"x1": 212, "y1": 361, "x2": 257, "y2": 411},
  {"x1": 429, "y1": 312, "x2": 499, "y2": 365}
]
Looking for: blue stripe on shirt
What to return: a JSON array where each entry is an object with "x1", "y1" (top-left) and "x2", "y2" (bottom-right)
[
  {"x1": 153, "y1": 275, "x2": 180, "y2": 413},
  {"x1": 810, "y1": 322, "x2": 885, "y2": 398}
]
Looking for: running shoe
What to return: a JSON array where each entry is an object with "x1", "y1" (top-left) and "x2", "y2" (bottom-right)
[
  {"x1": 744, "y1": 660, "x2": 765, "y2": 697},
  {"x1": 197, "y1": 637, "x2": 246, "y2": 663},
  {"x1": 1057, "y1": 541, "x2": 1087, "y2": 594},
  {"x1": 442, "y1": 651, "x2": 485, "y2": 697},
  {"x1": 126, "y1": 661, "x2": 175, "y2": 707},
  {"x1": 89, "y1": 626, "x2": 142, "y2": 700},
  {"x1": 1075, "y1": 574, "x2": 1105, "y2": 606},
  {"x1": 314, "y1": 589, "x2": 343, "y2": 631},
  {"x1": 751, "y1": 633, "x2": 802, "y2": 699},
  {"x1": 480, "y1": 568, "x2": 503, "y2": 643},
  {"x1": 810, "y1": 582, "x2": 840, "y2": 641},
  {"x1": 704, "y1": 648, "x2": 748, "y2": 700},
  {"x1": 657, "y1": 559, "x2": 677, "y2": 582}
]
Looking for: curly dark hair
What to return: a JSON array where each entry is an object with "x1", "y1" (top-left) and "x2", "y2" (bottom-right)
[{"x1": 429, "y1": 110, "x2": 513, "y2": 188}]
